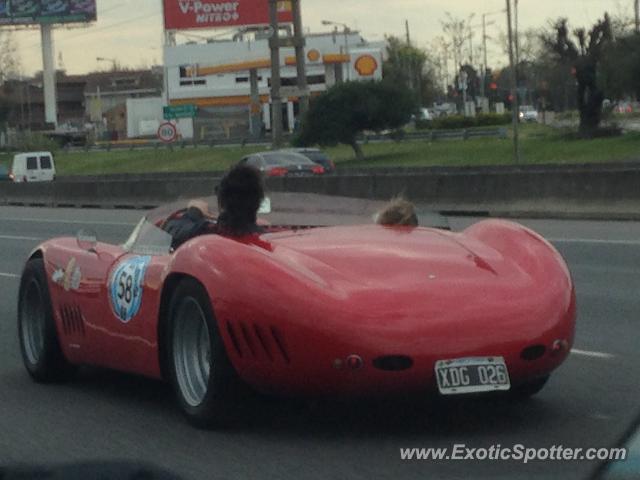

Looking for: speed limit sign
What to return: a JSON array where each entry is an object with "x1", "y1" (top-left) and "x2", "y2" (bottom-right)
[{"x1": 157, "y1": 122, "x2": 178, "y2": 143}]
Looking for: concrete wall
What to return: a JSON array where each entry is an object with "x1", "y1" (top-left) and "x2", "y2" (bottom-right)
[{"x1": 2, "y1": 166, "x2": 640, "y2": 219}]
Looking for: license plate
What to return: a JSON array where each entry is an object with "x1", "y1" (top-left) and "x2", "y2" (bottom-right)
[{"x1": 435, "y1": 357, "x2": 511, "y2": 395}]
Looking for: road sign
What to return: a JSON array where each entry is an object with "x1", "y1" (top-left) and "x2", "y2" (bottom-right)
[
  {"x1": 157, "y1": 122, "x2": 178, "y2": 143},
  {"x1": 163, "y1": 104, "x2": 197, "y2": 120}
]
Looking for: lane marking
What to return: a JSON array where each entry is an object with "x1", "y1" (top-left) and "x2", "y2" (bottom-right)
[
  {"x1": 0, "y1": 217, "x2": 136, "y2": 227},
  {"x1": 571, "y1": 348, "x2": 616, "y2": 360},
  {"x1": 0, "y1": 272, "x2": 19, "y2": 279},
  {"x1": 0, "y1": 234, "x2": 41, "y2": 241},
  {"x1": 549, "y1": 238, "x2": 640, "y2": 247}
]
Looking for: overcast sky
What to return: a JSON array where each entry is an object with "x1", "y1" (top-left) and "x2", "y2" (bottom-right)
[{"x1": 7, "y1": 0, "x2": 631, "y2": 76}]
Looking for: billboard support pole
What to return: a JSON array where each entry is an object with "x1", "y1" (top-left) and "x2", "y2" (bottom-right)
[
  {"x1": 41, "y1": 24, "x2": 58, "y2": 129},
  {"x1": 291, "y1": 0, "x2": 309, "y2": 118},
  {"x1": 268, "y1": 0, "x2": 283, "y2": 148}
]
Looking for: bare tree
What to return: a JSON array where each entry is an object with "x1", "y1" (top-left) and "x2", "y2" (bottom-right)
[
  {"x1": 543, "y1": 15, "x2": 612, "y2": 136},
  {"x1": 441, "y1": 12, "x2": 475, "y2": 69}
]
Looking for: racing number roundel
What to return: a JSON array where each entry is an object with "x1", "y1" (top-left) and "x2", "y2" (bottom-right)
[{"x1": 109, "y1": 256, "x2": 152, "y2": 323}]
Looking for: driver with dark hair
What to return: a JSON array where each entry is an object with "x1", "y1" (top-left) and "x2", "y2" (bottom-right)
[
  {"x1": 215, "y1": 164, "x2": 266, "y2": 236},
  {"x1": 162, "y1": 164, "x2": 265, "y2": 248}
]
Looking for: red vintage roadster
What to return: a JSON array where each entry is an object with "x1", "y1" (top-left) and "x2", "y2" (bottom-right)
[{"x1": 17, "y1": 196, "x2": 576, "y2": 427}]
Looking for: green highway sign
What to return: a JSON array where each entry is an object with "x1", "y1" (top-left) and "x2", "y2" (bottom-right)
[{"x1": 163, "y1": 104, "x2": 198, "y2": 120}]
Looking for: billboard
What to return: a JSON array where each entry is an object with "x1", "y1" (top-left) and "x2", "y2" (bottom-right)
[
  {"x1": 0, "y1": 0, "x2": 97, "y2": 26},
  {"x1": 163, "y1": 0, "x2": 293, "y2": 30}
]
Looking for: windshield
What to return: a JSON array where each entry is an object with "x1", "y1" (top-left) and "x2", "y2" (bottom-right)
[
  {"x1": 263, "y1": 153, "x2": 314, "y2": 166},
  {"x1": 123, "y1": 217, "x2": 173, "y2": 256}
]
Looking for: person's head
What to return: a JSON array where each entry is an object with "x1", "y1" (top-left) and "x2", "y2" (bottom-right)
[
  {"x1": 376, "y1": 198, "x2": 419, "y2": 227},
  {"x1": 216, "y1": 164, "x2": 265, "y2": 231}
]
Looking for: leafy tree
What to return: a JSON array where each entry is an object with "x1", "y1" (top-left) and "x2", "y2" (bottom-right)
[
  {"x1": 294, "y1": 80, "x2": 414, "y2": 160},
  {"x1": 542, "y1": 15, "x2": 612, "y2": 136},
  {"x1": 0, "y1": 31, "x2": 20, "y2": 84},
  {"x1": 600, "y1": 33, "x2": 640, "y2": 100},
  {"x1": 383, "y1": 36, "x2": 441, "y2": 107}
]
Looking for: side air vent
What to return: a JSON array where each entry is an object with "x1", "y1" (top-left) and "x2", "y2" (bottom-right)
[
  {"x1": 225, "y1": 321, "x2": 290, "y2": 364},
  {"x1": 372, "y1": 355, "x2": 414, "y2": 371},
  {"x1": 521, "y1": 345, "x2": 546, "y2": 361},
  {"x1": 59, "y1": 305, "x2": 86, "y2": 337}
]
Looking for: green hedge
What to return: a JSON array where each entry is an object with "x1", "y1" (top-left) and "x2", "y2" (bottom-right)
[{"x1": 416, "y1": 113, "x2": 511, "y2": 130}]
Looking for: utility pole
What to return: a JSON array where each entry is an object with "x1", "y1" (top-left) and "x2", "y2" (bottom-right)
[
  {"x1": 481, "y1": 14, "x2": 488, "y2": 100},
  {"x1": 635, "y1": 0, "x2": 639, "y2": 33},
  {"x1": 291, "y1": 0, "x2": 309, "y2": 117},
  {"x1": 268, "y1": 0, "x2": 283, "y2": 148},
  {"x1": 405, "y1": 20, "x2": 411, "y2": 44},
  {"x1": 506, "y1": 0, "x2": 520, "y2": 163}
]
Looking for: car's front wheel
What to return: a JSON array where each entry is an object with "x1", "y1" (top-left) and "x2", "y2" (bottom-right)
[
  {"x1": 18, "y1": 258, "x2": 74, "y2": 382},
  {"x1": 167, "y1": 278, "x2": 242, "y2": 428}
]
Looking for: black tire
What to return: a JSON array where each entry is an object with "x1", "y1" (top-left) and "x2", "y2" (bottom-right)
[
  {"x1": 18, "y1": 258, "x2": 75, "y2": 382},
  {"x1": 166, "y1": 278, "x2": 242, "y2": 428},
  {"x1": 509, "y1": 375, "x2": 550, "y2": 400}
]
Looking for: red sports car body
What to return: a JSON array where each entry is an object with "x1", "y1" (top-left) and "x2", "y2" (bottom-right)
[{"x1": 18, "y1": 209, "x2": 576, "y2": 425}]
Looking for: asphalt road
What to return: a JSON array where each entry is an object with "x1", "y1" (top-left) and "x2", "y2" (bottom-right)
[{"x1": 0, "y1": 206, "x2": 638, "y2": 480}]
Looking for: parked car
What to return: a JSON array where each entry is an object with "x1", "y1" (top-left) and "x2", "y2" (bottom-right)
[
  {"x1": 240, "y1": 151, "x2": 325, "y2": 177},
  {"x1": 10, "y1": 151, "x2": 56, "y2": 183},
  {"x1": 284, "y1": 148, "x2": 336, "y2": 173},
  {"x1": 519, "y1": 105, "x2": 539, "y2": 122}
]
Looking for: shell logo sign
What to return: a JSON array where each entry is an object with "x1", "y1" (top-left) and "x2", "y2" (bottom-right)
[
  {"x1": 307, "y1": 49, "x2": 321, "y2": 62},
  {"x1": 354, "y1": 55, "x2": 379, "y2": 77}
]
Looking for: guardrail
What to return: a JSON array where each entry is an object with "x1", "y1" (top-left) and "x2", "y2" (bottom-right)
[
  {"x1": 3, "y1": 163, "x2": 640, "y2": 220},
  {"x1": 360, "y1": 127, "x2": 508, "y2": 143},
  {"x1": 51, "y1": 127, "x2": 507, "y2": 153}
]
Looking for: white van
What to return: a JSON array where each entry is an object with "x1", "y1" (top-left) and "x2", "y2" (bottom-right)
[{"x1": 10, "y1": 152, "x2": 56, "y2": 183}]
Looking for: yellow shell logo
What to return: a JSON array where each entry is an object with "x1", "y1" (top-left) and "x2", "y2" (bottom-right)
[
  {"x1": 307, "y1": 49, "x2": 321, "y2": 62},
  {"x1": 355, "y1": 55, "x2": 378, "y2": 76},
  {"x1": 277, "y1": 1, "x2": 292, "y2": 12}
]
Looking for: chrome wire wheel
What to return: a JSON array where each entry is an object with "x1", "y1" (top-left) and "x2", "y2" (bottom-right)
[
  {"x1": 20, "y1": 278, "x2": 46, "y2": 366},
  {"x1": 172, "y1": 297, "x2": 212, "y2": 408}
]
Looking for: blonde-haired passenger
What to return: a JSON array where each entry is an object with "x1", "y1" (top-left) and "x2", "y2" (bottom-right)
[{"x1": 376, "y1": 198, "x2": 419, "y2": 227}]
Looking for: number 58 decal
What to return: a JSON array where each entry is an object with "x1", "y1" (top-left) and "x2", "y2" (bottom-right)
[{"x1": 109, "y1": 256, "x2": 152, "y2": 323}]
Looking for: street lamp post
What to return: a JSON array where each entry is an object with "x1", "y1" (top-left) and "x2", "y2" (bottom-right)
[
  {"x1": 477, "y1": 9, "x2": 503, "y2": 107},
  {"x1": 322, "y1": 20, "x2": 351, "y2": 81},
  {"x1": 506, "y1": 0, "x2": 520, "y2": 163}
]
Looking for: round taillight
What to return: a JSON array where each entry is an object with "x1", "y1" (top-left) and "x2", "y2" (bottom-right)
[{"x1": 346, "y1": 354, "x2": 364, "y2": 370}]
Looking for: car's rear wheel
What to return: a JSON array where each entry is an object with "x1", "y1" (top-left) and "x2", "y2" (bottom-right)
[
  {"x1": 167, "y1": 278, "x2": 241, "y2": 428},
  {"x1": 510, "y1": 375, "x2": 550, "y2": 399},
  {"x1": 18, "y1": 258, "x2": 74, "y2": 382}
]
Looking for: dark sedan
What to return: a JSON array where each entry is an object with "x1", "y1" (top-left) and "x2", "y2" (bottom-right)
[
  {"x1": 284, "y1": 148, "x2": 336, "y2": 173},
  {"x1": 240, "y1": 151, "x2": 326, "y2": 177}
]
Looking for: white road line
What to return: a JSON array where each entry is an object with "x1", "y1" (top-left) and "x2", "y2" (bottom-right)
[
  {"x1": 549, "y1": 238, "x2": 640, "y2": 247},
  {"x1": 0, "y1": 235, "x2": 41, "y2": 241},
  {"x1": 571, "y1": 348, "x2": 616, "y2": 360},
  {"x1": 0, "y1": 272, "x2": 19, "y2": 279},
  {"x1": 0, "y1": 217, "x2": 136, "y2": 227}
]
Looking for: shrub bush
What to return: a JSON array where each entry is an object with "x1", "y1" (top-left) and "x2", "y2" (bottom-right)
[
  {"x1": 432, "y1": 115, "x2": 476, "y2": 129},
  {"x1": 13, "y1": 132, "x2": 59, "y2": 153},
  {"x1": 416, "y1": 113, "x2": 511, "y2": 130},
  {"x1": 476, "y1": 113, "x2": 511, "y2": 126}
]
